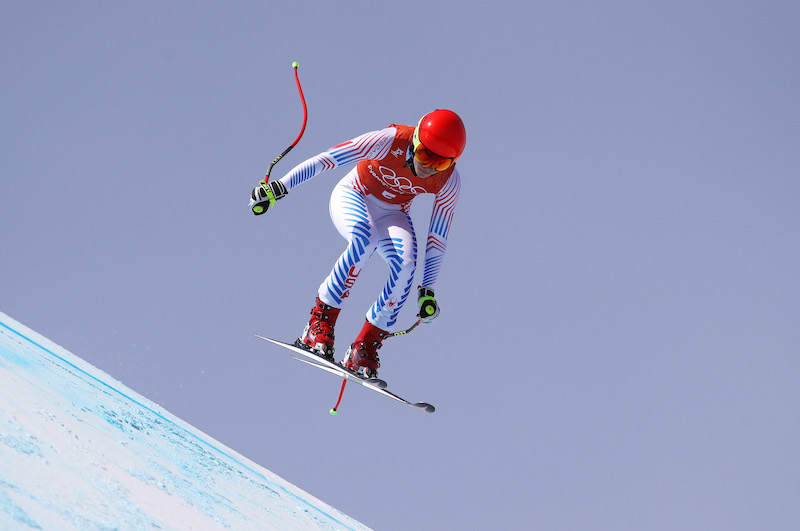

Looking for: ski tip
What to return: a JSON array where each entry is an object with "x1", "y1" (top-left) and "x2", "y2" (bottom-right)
[{"x1": 415, "y1": 403, "x2": 435, "y2": 413}]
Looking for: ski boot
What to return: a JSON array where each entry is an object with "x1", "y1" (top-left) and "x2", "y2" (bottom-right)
[
  {"x1": 296, "y1": 297, "x2": 341, "y2": 362},
  {"x1": 342, "y1": 320, "x2": 389, "y2": 378}
]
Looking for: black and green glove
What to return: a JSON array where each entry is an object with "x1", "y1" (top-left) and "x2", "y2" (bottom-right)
[
  {"x1": 250, "y1": 180, "x2": 288, "y2": 215},
  {"x1": 417, "y1": 287, "x2": 440, "y2": 323}
]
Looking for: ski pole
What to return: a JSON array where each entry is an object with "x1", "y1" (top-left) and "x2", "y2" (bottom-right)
[
  {"x1": 387, "y1": 319, "x2": 422, "y2": 338},
  {"x1": 330, "y1": 379, "x2": 347, "y2": 416},
  {"x1": 264, "y1": 61, "x2": 308, "y2": 182}
]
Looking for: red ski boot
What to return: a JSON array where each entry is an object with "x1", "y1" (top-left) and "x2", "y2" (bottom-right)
[
  {"x1": 296, "y1": 297, "x2": 341, "y2": 361},
  {"x1": 343, "y1": 321, "x2": 389, "y2": 378}
]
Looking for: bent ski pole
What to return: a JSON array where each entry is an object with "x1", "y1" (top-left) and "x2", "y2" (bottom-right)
[
  {"x1": 387, "y1": 319, "x2": 422, "y2": 338},
  {"x1": 264, "y1": 61, "x2": 308, "y2": 182},
  {"x1": 330, "y1": 379, "x2": 347, "y2": 416}
]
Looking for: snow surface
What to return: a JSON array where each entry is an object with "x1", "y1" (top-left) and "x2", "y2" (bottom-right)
[{"x1": 0, "y1": 311, "x2": 369, "y2": 530}]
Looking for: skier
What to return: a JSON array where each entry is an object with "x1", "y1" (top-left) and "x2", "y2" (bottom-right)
[{"x1": 250, "y1": 109, "x2": 465, "y2": 378}]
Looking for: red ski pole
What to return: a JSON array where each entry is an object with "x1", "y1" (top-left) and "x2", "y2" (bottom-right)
[
  {"x1": 264, "y1": 61, "x2": 308, "y2": 182},
  {"x1": 330, "y1": 379, "x2": 347, "y2": 416}
]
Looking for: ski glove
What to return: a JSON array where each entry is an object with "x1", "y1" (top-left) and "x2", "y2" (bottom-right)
[
  {"x1": 250, "y1": 180, "x2": 288, "y2": 215},
  {"x1": 417, "y1": 287, "x2": 440, "y2": 323}
]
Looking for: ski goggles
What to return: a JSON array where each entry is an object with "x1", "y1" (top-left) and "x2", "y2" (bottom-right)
[{"x1": 412, "y1": 128, "x2": 456, "y2": 172}]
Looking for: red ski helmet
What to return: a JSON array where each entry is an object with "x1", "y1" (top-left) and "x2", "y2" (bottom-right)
[{"x1": 414, "y1": 109, "x2": 466, "y2": 160}]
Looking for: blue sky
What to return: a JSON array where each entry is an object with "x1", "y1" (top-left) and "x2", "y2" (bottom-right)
[{"x1": 3, "y1": 2, "x2": 799, "y2": 529}]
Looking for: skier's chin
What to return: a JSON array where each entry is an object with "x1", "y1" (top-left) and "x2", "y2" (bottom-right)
[{"x1": 413, "y1": 162, "x2": 439, "y2": 178}]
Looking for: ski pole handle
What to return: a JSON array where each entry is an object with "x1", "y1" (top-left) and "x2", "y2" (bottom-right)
[{"x1": 264, "y1": 61, "x2": 308, "y2": 181}]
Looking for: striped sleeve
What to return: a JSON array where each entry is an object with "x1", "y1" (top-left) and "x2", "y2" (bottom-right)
[
  {"x1": 421, "y1": 169, "x2": 461, "y2": 289},
  {"x1": 277, "y1": 127, "x2": 396, "y2": 190}
]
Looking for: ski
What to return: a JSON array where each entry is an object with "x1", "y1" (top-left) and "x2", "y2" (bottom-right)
[
  {"x1": 253, "y1": 333, "x2": 435, "y2": 414},
  {"x1": 290, "y1": 355, "x2": 388, "y2": 389}
]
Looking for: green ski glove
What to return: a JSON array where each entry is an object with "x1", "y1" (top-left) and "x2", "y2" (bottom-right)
[
  {"x1": 250, "y1": 180, "x2": 288, "y2": 215},
  {"x1": 417, "y1": 287, "x2": 440, "y2": 323}
]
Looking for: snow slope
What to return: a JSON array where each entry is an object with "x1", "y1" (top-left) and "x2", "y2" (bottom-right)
[{"x1": 0, "y1": 311, "x2": 369, "y2": 530}]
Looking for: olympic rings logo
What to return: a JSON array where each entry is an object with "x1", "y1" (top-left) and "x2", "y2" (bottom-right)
[{"x1": 371, "y1": 165, "x2": 428, "y2": 195}]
